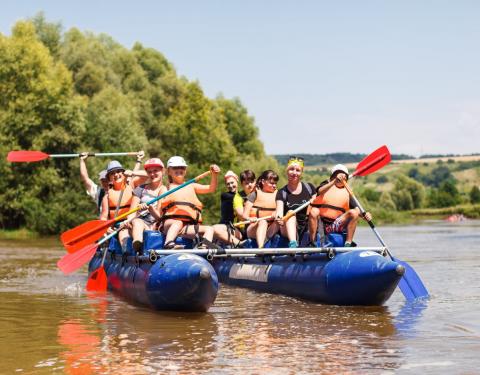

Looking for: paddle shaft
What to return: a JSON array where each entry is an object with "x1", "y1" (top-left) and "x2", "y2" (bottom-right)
[
  {"x1": 53, "y1": 152, "x2": 137, "y2": 158},
  {"x1": 343, "y1": 181, "x2": 429, "y2": 299},
  {"x1": 342, "y1": 183, "x2": 387, "y2": 247}
]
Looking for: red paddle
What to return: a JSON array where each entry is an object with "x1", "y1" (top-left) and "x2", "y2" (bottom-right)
[
  {"x1": 61, "y1": 171, "x2": 211, "y2": 252},
  {"x1": 58, "y1": 243, "x2": 99, "y2": 274},
  {"x1": 7, "y1": 150, "x2": 137, "y2": 163},
  {"x1": 58, "y1": 217, "x2": 136, "y2": 275},
  {"x1": 351, "y1": 145, "x2": 391, "y2": 177},
  {"x1": 86, "y1": 243, "x2": 111, "y2": 292}
]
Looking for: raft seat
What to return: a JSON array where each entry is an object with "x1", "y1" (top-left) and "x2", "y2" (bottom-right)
[{"x1": 108, "y1": 231, "x2": 193, "y2": 255}]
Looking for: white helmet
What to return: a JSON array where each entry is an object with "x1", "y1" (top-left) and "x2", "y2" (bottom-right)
[
  {"x1": 330, "y1": 164, "x2": 349, "y2": 176},
  {"x1": 167, "y1": 156, "x2": 188, "y2": 168}
]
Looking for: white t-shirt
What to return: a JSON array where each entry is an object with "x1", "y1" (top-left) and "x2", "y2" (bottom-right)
[{"x1": 86, "y1": 183, "x2": 104, "y2": 215}]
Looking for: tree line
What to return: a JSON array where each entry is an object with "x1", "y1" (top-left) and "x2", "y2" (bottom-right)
[{"x1": 0, "y1": 14, "x2": 276, "y2": 234}]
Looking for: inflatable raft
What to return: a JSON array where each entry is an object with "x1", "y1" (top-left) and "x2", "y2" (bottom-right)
[
  {"x1": 88, "y1": 232, "x2": 218, "y2": 312},
  {"x1": 93, "y1": 231, "x2": 404, "y2": 309}
]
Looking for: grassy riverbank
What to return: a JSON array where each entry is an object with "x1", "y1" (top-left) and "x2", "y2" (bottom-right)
[{"x1": 0, "y1": 229, "x2": 39, "y2": 240}]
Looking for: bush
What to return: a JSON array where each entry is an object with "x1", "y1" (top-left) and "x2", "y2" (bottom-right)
[
  {"x1": 470, "y1": 185, "x2": 480, "y2": 204},
  {"x1": 376, "y1": 175, "x2": 388, "y2": 184},
  {"x1": 379, "y1": 192, "x2": 396, "y2": 211}
]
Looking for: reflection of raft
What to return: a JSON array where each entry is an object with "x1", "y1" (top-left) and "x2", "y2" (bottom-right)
[{"x1": 88, "y1": 233, "x2": 218, "y2": 312}]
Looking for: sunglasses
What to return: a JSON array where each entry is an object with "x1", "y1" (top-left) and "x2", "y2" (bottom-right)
[
  {"x1": 288, "y1": 156, "x2": 305, "y2": 162},
  {"x1": 287, "y1": 156, "x2": 305, "y2": 168}
]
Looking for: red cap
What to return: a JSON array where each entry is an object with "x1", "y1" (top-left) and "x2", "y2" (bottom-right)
[{"x1": 144, "y1": 158, "x2": 164, "y2": 170}]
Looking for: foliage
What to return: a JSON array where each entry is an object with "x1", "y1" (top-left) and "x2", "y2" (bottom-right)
[
  {"x1": 376, "y1": 175, "x2": 388, "y2": 184},
  {"x1": 390, "y1": 175, "x2": 425, "y2": 210},
  {"x1": 470, "y1": 186, "x2": 480, "y2": 204},
  {"x1": 0, "y1": 17, "x2": 272, "y2": 234},
  {"x1": 427, "y1": 180, "x2": 461, "y2": 208}
]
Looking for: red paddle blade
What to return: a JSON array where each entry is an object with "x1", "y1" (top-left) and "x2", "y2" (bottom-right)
[
  {"x1": 86, "y1": 267, "x2": 108, "y2": 292},
  {"x1": 61, "y1": 220, "x2": 112, "y2": 253},
  {"x1": 352, "y1": 145, "x2": 391, "y2": 177},
  {"x1": 7, "y1": 150, "x2": 50, "y2": 162},
  {"x1": 57, "y1": 243, "x2": 98, "y2": 274}
]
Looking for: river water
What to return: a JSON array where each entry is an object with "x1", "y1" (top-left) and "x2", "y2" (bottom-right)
[{"x1": 1, "y1": 221, "x2": 479, "y2": 374}]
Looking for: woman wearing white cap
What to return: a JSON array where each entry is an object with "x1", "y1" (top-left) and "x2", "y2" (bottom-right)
[
  {"x1": 308, "y1": 164, "x2": 372, "y2": 247},
  {"x1": 160, "y1": 156, "x2": 220, "y2": 249},
  {"x1": 126, "y1": 158, "x2": 167, "y2": 254}
]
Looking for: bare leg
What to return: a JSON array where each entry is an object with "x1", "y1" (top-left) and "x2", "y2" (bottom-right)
[
  {"x1": 344, "y1": 209, "x2": 360, "y2": 243},
  {"x1": 256, "y1": 220, "x2": 270, "y2": 248},
  {"x1": 284, "y1": 216, "x2": 297, "y2": 242},
  {"x1": 213, "y1": 224, "x2": 242, "y2": 246},
  {"x1": 163, "y1": 219, "x2": 185, "y2": 245},
  {"x1": 181, "y1": 224, "x2": 215, "y2": 242},
  {"x1": 308, "y1": 207, "x2": 320, "y2": 243},
  {"x1": 118, "y1": 228, "x2": 130, "y2": 253},
  {"x1": 131, "y1": 218, "x2": 147, "y2": 243}
]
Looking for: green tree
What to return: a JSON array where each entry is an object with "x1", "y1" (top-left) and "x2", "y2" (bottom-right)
[
  {"x1": 470, "y1": 185, "x2": 480, "y2": 204},
  {"x1": 215, "y1": 96, "x2": 265, "y2": 157},
  {"x1": 0, "y1": 21, "x2": 87, "y2": 232}
]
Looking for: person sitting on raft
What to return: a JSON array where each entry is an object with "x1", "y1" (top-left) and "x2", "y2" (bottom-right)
[
  {"x1": 274, "y1": 157, "x2": 315, "y2": 248},
  {"x1": 99, "y1": 152, "x2": 147, "y2": 252},
  {"x1": 79, "y1": 152, "x2": 109, "y2": 215},
  {"x1": 308, "y1": 164, "x2": 372, "y2": 247},
  {"x1": 242, "y1": 170, "x2": 279, "y2": 248},
  {"x1": 213, "y1": 170, "x2": 248, "y2": 247},
  {"x1": 233, "y1": 169, "x2": 256, "y2": 222},
  {"x1": 160, "y1": 156, "x2": 220, "y2": 249},
  {"x1": 219, "y1": 170, "x2": 239, "y2": 225},
  {"x1": 126, "y1": 158, "x2": 167, "y2": 254}
]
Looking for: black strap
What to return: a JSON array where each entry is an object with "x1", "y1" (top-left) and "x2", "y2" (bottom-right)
[{"x1": 310, "y1": 203, "x2": 346, "y2": 214}]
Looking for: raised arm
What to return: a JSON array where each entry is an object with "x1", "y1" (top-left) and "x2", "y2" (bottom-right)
[
  {"x1": 79, "y1": 152, "x2": 96, "y2": 193},
  {"x1": 194, "y1": 164, "x2": 220, "y2": 194}
]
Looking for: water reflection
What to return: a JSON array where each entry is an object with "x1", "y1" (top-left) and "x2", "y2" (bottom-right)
[
  {"x1": 57, "y1": 294, "x2": 219, "y2": 374},
  {"x1": 209, "y1": 287, "x2": 402, "y2": 373},
  {"x1": 3, "y1": 221, "x2": 480, "y2": 373}
]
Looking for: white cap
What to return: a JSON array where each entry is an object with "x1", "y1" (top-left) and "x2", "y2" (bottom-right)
[
  {"x1": 224, "y1": 170, "x2": 238, "y2": 181},
  {"x1": 167, "y1": 156, "x2": 188, "y2": 168},
  {"x1": 98, "y1": 170, "x2": 108, "y2": 181},
  {"x1": 330, "y1": 164, "x2": 349, "y2": 176}
]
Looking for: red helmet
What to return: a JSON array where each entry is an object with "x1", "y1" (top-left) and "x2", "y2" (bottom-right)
[{"x1": 144, "y1": 158, "x2": 164, "y2": 170}]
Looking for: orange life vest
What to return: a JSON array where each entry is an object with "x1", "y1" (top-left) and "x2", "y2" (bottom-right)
[
  {"x1": 161, "y1": 184, "x2": 203, "y2": 223},
  {"x1": 108, "y1": 185, "x2": 133, "y2": 219},
  {"x1": 311, "y1": 185, "x2": 349, "y2": 221},
  {"x1": 249, "y1": 189, "x2": 277, "y2": 218}
]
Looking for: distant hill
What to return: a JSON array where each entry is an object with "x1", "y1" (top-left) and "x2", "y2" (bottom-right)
[
  {"x1": 272, "y1": 153, "x2": 415, "y2": 166},
  {"x1": 273, "y1": 152, "x2": 480, "y2": 167}
]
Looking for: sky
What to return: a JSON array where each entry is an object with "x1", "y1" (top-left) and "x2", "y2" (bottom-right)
[{"x1": 1, "y1": 1, "x2": 480, "y2": 156}]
